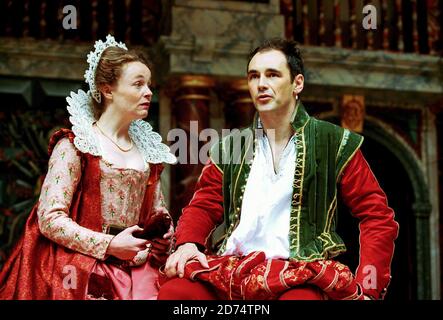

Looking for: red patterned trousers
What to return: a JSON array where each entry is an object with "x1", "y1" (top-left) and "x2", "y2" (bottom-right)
[{"x1": 159, "y1": 251, "x2": 363, "y2": 300}]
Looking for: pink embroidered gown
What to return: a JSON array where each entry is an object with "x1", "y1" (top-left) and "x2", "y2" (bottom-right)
[{"x1": 37, "y1": 137, "x2": 168, "y2": 299}]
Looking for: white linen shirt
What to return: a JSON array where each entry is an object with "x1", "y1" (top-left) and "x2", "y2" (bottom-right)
[{"x1": 223, "y1": 133, "x2": 296, "y2": 259}]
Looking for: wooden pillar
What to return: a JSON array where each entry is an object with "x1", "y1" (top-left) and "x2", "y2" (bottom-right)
[
  {"x1": 323, "y1": 0, "x2": 335, "y2": 46},
  {"x1": 307, "y1": 0, "x2": 319, "y2": 45},
  {"x1": 169, "y1": 75, "x2": 215, "y2": 221},
  {"x1": 355, "y1": 0, "x2": 366, "y2": 49},
  {"x1": 339, "y1": 0, "x2": 351, "y2": 48}
]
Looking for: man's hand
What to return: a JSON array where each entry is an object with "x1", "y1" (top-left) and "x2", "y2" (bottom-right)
[
  {"x1": 164, "y1": 242, "x2": 209, "y2": 278},
  {"x1": 106, "y1": 225, "x2": 149, "y2": 260}
]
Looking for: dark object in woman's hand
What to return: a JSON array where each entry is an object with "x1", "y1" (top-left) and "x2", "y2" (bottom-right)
[{"x1": 133, "y1": 213, "x2": 172, "y2": 240}]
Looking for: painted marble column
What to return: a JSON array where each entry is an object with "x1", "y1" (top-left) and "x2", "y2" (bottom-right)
[
  {"x1": 223, "y1": 79, "x2": 255, "y2": 130},
  {"x1": 169, "y1": 75, "x2": 215, "y2": 220},
  {"x1": 424, "y1": 105, "x2": 441, "y2": 299},
  {"x1": 412, "y1": 202, "x2": 433, "y2": 300}
]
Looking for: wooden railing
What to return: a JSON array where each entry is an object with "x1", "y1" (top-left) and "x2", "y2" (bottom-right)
[
  {"x1": 0, "y1": 0, "x2": 164, "y2": 45},
  {"x1": 281, "y1": 0, "x2": 443, "y2": 55},
  {"x1": 0, "y1": 0, "x2": 441, "y2": 54}
]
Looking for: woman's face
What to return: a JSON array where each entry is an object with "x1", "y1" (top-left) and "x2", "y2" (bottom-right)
[{"x1": 110, "y1": 61, "x2": 153, "y2": 120}]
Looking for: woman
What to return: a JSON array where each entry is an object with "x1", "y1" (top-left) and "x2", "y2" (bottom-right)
[{"x1": 0, "y1": 35, "x2": 176, "y2": 299}]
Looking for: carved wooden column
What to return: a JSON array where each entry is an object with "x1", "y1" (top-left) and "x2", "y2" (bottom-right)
[
  {"x1": 169, "y1": 75, "x2": 215, "y2": 221},
  {"x1": 223, "y1": 79, "x2": 255, "y2": 129},
  {"x1": 340, "y1": 95, "x2": 365, "y2": 133}
]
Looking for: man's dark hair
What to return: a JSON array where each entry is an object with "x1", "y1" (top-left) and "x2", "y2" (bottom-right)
[{"x1": 247, "y1": 38, "x2": 304, "y2": 81}]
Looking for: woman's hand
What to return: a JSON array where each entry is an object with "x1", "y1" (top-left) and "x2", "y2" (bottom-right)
[
  {"x1": 148, "y1": 223, "x2": 174, "y2": 266},
  {"x1": 106, "y1": 225, "x2": 149, "y2": 260}
]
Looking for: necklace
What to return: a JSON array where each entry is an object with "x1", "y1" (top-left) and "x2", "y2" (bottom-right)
[{"x1": 95, "y1": 122, "x2": 134, "y2": 152}]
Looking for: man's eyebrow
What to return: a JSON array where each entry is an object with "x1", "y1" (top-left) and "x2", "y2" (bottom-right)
[
  {"x1": 247, "y1": 68, "x2": 281, "y2": 74},
  {"x1": 266, "y1": 68, "x2": 282, "y2": 73}
]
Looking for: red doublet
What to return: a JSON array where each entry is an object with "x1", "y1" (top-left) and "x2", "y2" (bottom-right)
[{"x1": 174, "y1": 150, "x2": 399, "y2": 300}]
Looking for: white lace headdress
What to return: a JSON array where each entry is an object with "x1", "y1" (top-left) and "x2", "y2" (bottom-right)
[{"x1": 84, "y1": 34, "x2": 127, "y2": 103}]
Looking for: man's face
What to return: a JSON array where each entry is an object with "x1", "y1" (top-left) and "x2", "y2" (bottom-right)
[{"x1": 247, "y1": 49, "x2": 297, "y2": 114}]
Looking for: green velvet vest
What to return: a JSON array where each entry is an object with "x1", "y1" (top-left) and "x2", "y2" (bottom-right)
[{"x1": 210, "y1": 102, "x2": 363, "y2": 262}]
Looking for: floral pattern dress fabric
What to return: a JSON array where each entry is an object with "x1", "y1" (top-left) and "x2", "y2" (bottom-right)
[{"x1": 37, "y1": 137, "x2": 166, "y2": 264}]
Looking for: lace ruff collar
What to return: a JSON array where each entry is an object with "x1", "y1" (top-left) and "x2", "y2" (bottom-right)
[{"x1": 66, "y1": 89, "x2": 177, "y2": 165}]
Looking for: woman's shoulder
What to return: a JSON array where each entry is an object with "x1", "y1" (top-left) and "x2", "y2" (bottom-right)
[
  {"x1": 49, "y1": 137, "x2": 81, "y2": 163},
  {"x1": 48, "y1": 128, "x2": 76, "y2": 155},
  {"x1": 46, "y1": 135, "x2": 83, "y2": 175}
]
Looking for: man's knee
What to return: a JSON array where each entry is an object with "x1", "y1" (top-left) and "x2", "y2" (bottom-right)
[{"x1": 158, "y1": 278, "x2": 217, "y2": 300}]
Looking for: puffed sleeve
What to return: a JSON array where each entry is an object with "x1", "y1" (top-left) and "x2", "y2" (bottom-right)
[{"x1": 37, "y1": 138, "x2": 114, "y2": 260}]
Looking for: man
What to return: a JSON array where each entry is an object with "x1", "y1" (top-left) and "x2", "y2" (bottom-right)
[{"x1": 158, "y1": 38, "x2": 399, "y2": 300}]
